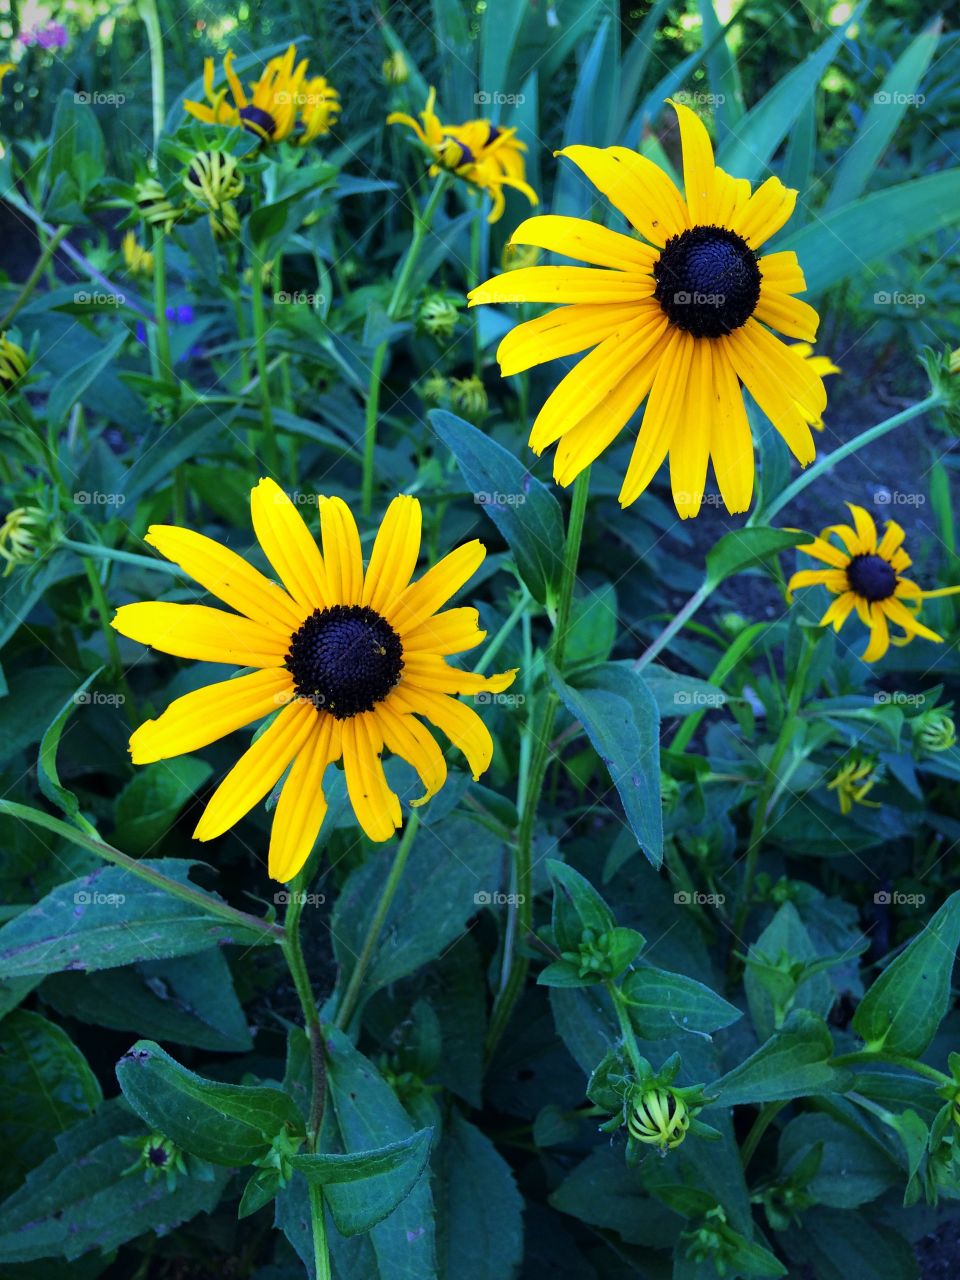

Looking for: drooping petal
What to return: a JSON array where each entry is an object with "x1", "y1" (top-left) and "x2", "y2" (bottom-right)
[
  {"x1": 362, "y1": 494, "x2": 422, "y2": 614},
  {"x1": 144, "y1": 525, "x2": 305, "y2": 633},
  {"x1": 881, "y1": 596, "x2": 943, "y2": 643},
  {"x1": 619, "y1": 329, "x2": 694, "y2": 507},
  {"x1": 193, "y1": 699, "x2": 318, "y2": 841},
  {"x1": 112, "y1": 602, "x2": 289, "y2": 668},
  {"x1": 341, "y1": 713, "x2": 402, "y2": 841},
  {"x1": 786, "y1": 568, "x2": 846, "y2": 600},
  {"x1": 250, "y1": 477, "x2": 328, "y2": 612},
  {"x1": 130, "y1": 669, "x2": 295, "y2": 764},
  {"x1": 820, "y1": 591, "x2": 858, "y2": 630},
  {"x1": 319, "y1": 496, "x2": 364, "y2": 606},
  {"x1": 861, "y1": 606, "x2": 890, "y2": 662},
  {"x1": 391, "y1": 686, "x2": 494, "y2": 780},
  {"x1": 709, "y1": 340, "x2": 754, "y2": 515},
  {"x1": 401, "y1": 654, "x2": 517, "y2": 695},
  {"x1": 268, "y1": 715, "x2": 342, "y2": 882},
  {"x1": 508, "y1": 214, "x2": 658, "y2": 272},
  {"x1": 376, "y1": 702, "x2": 447, "y2": 807}
]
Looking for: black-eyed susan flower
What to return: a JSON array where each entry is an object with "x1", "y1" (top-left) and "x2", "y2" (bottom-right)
[
  {"x1": 468, "y1": 98, "x2": 827, "y2": 517},
  {"x1": 184, "y1": 46, "x2": 339, "y2": 145},
  {"x1": 827, "y1": 757, "x2": 880, "y2": 815},
  {"x1": 122, "y1": 230, "x2": 153, "y2": 277},
  {"x1": 112, "y1": 480, "x2": 516, "y2": 882},
  {"x1": 0, "y1": 505, "x2": 46, "y2": 573},
  {"x1": 913, "y1": 707, "x2": 956, "y2": 755},
  {"x1": 0, "y1": 332, "x2": 29, "y2": 390},
  {"x1": 183, "y1": 150, "x2": 244, "y2": 209},
  {"x1": 132, "y1": 177, "x2": 179, "y2": 232},
  {"x1": 792, "y1": 343, "x2": 840, "y2": 430},
  {"x1": 627, "y1": 1087, "x2": 689, "y2": 1151},
  {"x1": 388, "y1": 88, "x2": 537, "y2": 223},
  {"x1": 786, "y1": 503, "x2": 960, "y2": 661}
]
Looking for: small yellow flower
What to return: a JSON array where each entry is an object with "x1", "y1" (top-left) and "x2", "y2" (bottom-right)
[
  {"x1": 388, "y1": 87, "x2": 538, "y2": 223},
  {"x1": 184, "y1": 46, "x2": 339, "y2": 146},
  {"x1": 122, "y1": 230, "x2": 153, "y2": 277},
  {"x1": 627, "y1": 1088, "x2": 689, "y2": 1151},
  {"x1": 382, "y1": 50, "x2": 409, "y2": 86},
  {"x1": 112, "y1": 480, "x2": 516, "y2": 881},
  {"x1": 827, "y1": 757, "x2": 880, "y2": 815},
  {"x1": 786, "y1": 503, "x2": 960, "y2": 662},
  {"x1": 791, "y1": 343, "x2": 840, "y2": 430},
  {"x1": 0, "y1": 332, "x2": 29, "y2": 390}
]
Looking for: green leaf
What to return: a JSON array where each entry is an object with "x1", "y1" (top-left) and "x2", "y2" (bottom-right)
[
  {"x1": 778, "y1": 1113, "x2": 899, "y2": 1209},
  {"x1": 546, "y1": 858, "x2": 617, "y2": 951},
  {"x1": 852, "y1": 891, "x2": 960, "y2": 1056},
  {"x1": 332, "y1": 814, "x2": 502, "y2": 1015},
  {"x1": 565, "y1": 583, "x2": 618, "y2": 667},
  {"x1": 744, "y1": 902, "x2": 836, "y2": 1042},
  {"x1": 480, "y1": 0, "x2": 526, "y2": 107},
  {"x1": 41, "y1": 949, "x2": 252, "y2": 1052},
  {"x1": 113, "y1": 758, "x2": 213, "y2": 856},
  {"x1": 435, "y1": 1112, "x2": 523, "y2": 1280},
  {"x1": 0, "y1": 1099, "x2": 228, "y2": 1262},
  {"x1": 0, "y1": 858, "x2": 271, "y2": 978},
  {"x1": 0, "y1": 1010, "x2": 101, "y2": 1198},
  {"x1": 36, "y1": 670, "x2": 103, "y2": 830},
  {"x1": 640, "y1": 665, "x2": 727, "y2": 718},
  {"x1": 705, "y1": 527, "x2": 803, "y2": 588},
  {"x1": 46, "y1": 329, "x2": 128, "y2": 429},
  {"x1": 713, "y1": 1010, "x2": 852, "y2": 1105},
  {"x1": 291, "y1": 1132, "x2": 432, "y2": 1236},
  {"x1": 116, "y1": 1039, "x2": 303, "y2": 1167},
  {"x1": 621, "y1": 965, "x2": 741, "y2": 1039},
  {"x1": 715, "y1": 2, "x2": 867, "y2": 183},
  {"x1": 430, "y1": 409, "x2": 565, "y2": 605},
  {"x1": 550, "y1": 662, "x2": 662, "y2": 867},
  {"x1": 824, "y1": 19, "x2": 942, "y2": 212},
  {"x1": 43, "y1": 91, "x2": 106, "y2": 216},
  {"x1": 781, "y1": 1205, "x2": 920, "y2": 1280},
  {"x1": 324, "y1": 1029, "x2": 436, "y2": 1272},
  {"x1": 779, "y1": 168, "x2": 960, "y2": 295}
]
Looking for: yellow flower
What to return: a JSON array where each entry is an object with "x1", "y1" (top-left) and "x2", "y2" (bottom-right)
[
  {"x1": 468, "y1": 98, "x2": 826, "y2": 517},
  {"x1": 0, "y1": 63, "x2": 14, "y2": 92},
  {"x1": 122, "y1": 230, "x2": 153, "y2": 277},
  {"x1": 627, "y1": 1088, "x2": 689, "y2": 1151},
  {"x1": 112, "y1": 480, "x2": 516, "y2": 882},
  {"x1": 827, "y1": 757, "x2": 880, "y2": 815},
  {"x1": 791, "y1": 342, "x2": 840, "y2": 430},
  {"x1": 0, "y1": 332, "x2": 29, "y2": 389},
  {"x1": 183, "y1": 150, "x2": 244, "y2": 209},
  {"x1": 132, "y1": 177, "x2": 179, "y2": 231},
  {"x1": 184, "y1": 46, "x2": 339, "y2": 145},
  {"x1": 388, "y1": 87, "x2": 538, "y2": 223},
  {"x1": 786, "y1": 503, "x2": 960, "y2": 662}
]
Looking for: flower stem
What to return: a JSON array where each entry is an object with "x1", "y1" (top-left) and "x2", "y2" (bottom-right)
[
  {"x1": 334, "y1": 811, "x2": 422, "y2": 1032},
  {"x1": 607, "y1": 981, "x2": 644, "y2": 1076},
  {"x1": 0, "y1": 801, "x2": 284, "y2": 941},
  {"x1": 830, "y1": 1050, "x2": 952, "y2": 1086},
  {"x1": 0, "y1": 224, "x2": 68, "y2": 329},
  {"x1": 486, "y1": 470, "x2": 590, "y2": 1058},
  {"x1": 740, "y1": 1100, "x2": 787, "y2": 1169},
  {"x1": 62, "y1": 538, "x2": 186, "y2": 578},
  {"x1": 250, "y1": 260, "x2": 280, "y2": 477},
  {"x1": 754, "y1": 391, "x2": 944, "y2": 526},
  {"x1": 281, "y1": 878, "x2": 325, "y2": 1147},
  {"x1": 634, "y1": 579, "x2": 713, "y2": 672},
  {"x1": 362, "y1": 175, "x2": 448, "y2": 516},
  {"x1": 308, "y1": 1182, "x2": 332, "y2": 1280},
  {"x1": 151, "y1": 226, "x2": 172, "y2": 382},
  {"x1": 137, "y1": 0, "x2": 166, "y2": 156}
]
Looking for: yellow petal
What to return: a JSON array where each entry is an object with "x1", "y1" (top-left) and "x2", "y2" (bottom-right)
[
  {"x1": 556, "y1": 144, "x2": 690, "y2": 246},
  {"x1": 845, "y1": 503, "x2": 878, "y2": 553},
  {"x1": 112, "y1": 602, "x2": 288, "y2": 668},
  {"x1": 723, "y1": 325, "x2": 817, "y2": 466},
  {"x1": 391, "y1": 686, "x2": 494, "y2": 780},
  {"x1": 529, "y1": 308, "x2": 665, "y2": 453},
  {"x1": 130, "y1": 669, "x2": 294, "y2": 764},
  {"x1": 389, "y1": 542, "x2": 486, "y2": 633},
  {"x1": 619, "y1": 329, "x2": 694, "y2": 507},
  {"x1": 861, "y1": 606, "x2": 890, "y2": 662},
  {"x1": 468, "y1": 265, "x2": 655, "y2": 307},
  {"x1": 758, "y1": 251, "x2": 806, "y2": 294},
  {"x1": 362, "y1": 494, "x2": 422, "y2": 614},
  {"x1": 731, "y1": 176, "x2": 798, "y2": 249},
  {"x1": 341, "y1": 714, "x2": 402, "y2": 841},
  {"x1": 401, "y1": 654, "x2": 517, "y2": 695},
  {"x1": 144, "y1": 525, "x2": 305, "y2": 633},
  {"x1": 319, "y1": 496, "x2": 364, "y2": 606},
  {"x1": 877, "y1": 519, "x2": 906, "y2": 560},
  {"x1": 795, "y1": 536, "x2": 850, "y2": 569},
  {"x1": 268, "y1": 715, "x2": 342, "y2": 882},
  {"x1": 711, "y1": 166, "x2": 752, "y2": 227},
  {"x1": 670, "y1": 98, "x2": 716, "y2": 225},
  {"x1": 709, "y1": 341, "x2": 754, "y2": 515},
  {"x1": 497, "y1": 303, "x2": 643, "y2": 378},
  {"x1": 250, "y1": 477, "x2": 328, "y2": 612},
  {"x1": 376, "y1": 703, "x2": 446, "y2": 807},
  {"x1": 754, "y1": 289, "x2": 819, "y2": 342},
  {"x1": 403, "y1": 607, "x2": 486, "y2": 655},
  {"x1": 508, "y1": 214, "x2": 658, "y2": 271},
  {"x1": 669, "y1": 337, "x2": 712, "y2": 519},
  {"x1": 820, "y1": 591, "x2": 857, "y2": 630},
  {"x1": 194, "y1": 699, "x2": 318, "y2": 841},
  {"x1": 881, "y1": 596, "x2": 943, "y2": 643}
]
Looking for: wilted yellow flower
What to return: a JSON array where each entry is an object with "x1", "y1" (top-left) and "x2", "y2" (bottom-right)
[
  {"x1": 827, "y1": 757, "x2": 880, "y2": 815},
  {"x1": 0, "y1": 506, "x2": 45, "y2": 573},
  {"x1": 122, "y1": 230, "x2": 153, "y2": 277},
  {"x1": 0, "y1": 333, "x2": 29, "y2": 389},
  {"x1": 183, "y1": 150, "x2": 244, "y2": 210}
]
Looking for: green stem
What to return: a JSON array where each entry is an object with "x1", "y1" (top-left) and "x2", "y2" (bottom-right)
[
  {"x1": 334, "y1": 811, "x2": 422, "y2": 1031},
  {"x1": 608, "y1": 982, "x2": 644, "y2": 1076},
  {"x1": 62, "y1": 538, "x2": 187, "y2": 578},
  {"x1": 250, "y1": 260, "x2": 280, "y2": 476},
  {"x1": 0, "y1": 224, "x2": 68, "y2": 328},
  {"x1": 740, "y1": 1100, "x2": 787, "y2": 1169},
  {"x1": 635, "y1": 580, "x2": 713, "y2": 672},
  {"x1": 731, "y1": 636, "x2": 815, "y2": 943},
  {"x1": 138, "y1": 0, "x2": 166, "y2": 156},
  {"x1": 151, "y1": 227, "x2": 172, "y2": 383},
  {"x1": 469, "y1": 207, "x2": 482, "y2": 376},
  {"x1": 282, "y1": 879, "x2": 326, "y2": 1147},
  {"x1": 831, "y1": 1050, "x2": 952, "y2": 1087},
  {"x1": 486, "y1": 470, "x2": 590, "y2": 1057},
  {"x1": 81, "y1": 556, "x2": 133, "y2": 716},
  {"x1": 362, "y1": 175, "x2": 448, "y2": 516},
  {"x1": 308, "y1": 1182, "x2": 332, "y2": 1280},
  {"x1": 754, "y1": 391, "x2": 943, "y2": 527},
  {"x1": 473, "y1": 587, "x2": 530, "y2": 676},
  {"x1": 0, "y1": 801, "x2": 283, "y2": 941}
]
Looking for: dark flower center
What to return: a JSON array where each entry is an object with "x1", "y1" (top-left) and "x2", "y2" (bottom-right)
[
  {"x1": 286, "y1": 605, "x2": 403, "y2": 719},
  {"x1": 239, "y1": 104, "x2": 277, "y2": 137},
  {"x1": 653, "y1": 225, "x2": 761, "y2": 338},
  {"x1": 147, "y1": 1145, "x2": 169, "y2": 1166},
  {"x1": 847, "y1": 554, "x2": 897, "y2": 602}
]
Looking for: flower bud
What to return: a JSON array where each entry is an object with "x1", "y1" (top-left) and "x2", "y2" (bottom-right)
[
  {"x1": 382, "y1": 50, "x2": 409, "y2": 86},
  {"x1": 627, "y1": 1087, "x2": 689, "y2": 1151},
  {"x1": 184, "y1": 150, "x2": 244, "y2": 210},
  {"x1": 419, "y1": 294, "x2": 460, "y2": 340},
  {"x1": 0, "y1": 332, "x2": 29, "y2": 390},
  {"x1": 132, "y1": 177, "x2": 178, "y2": 231}
]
